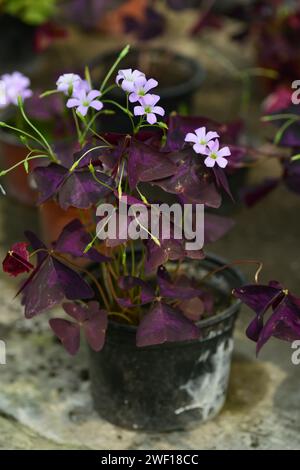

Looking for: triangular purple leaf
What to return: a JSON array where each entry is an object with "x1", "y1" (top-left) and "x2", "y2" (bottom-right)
[{"x1": 136, "y1": 302, "x2": 200, "y2": 347}]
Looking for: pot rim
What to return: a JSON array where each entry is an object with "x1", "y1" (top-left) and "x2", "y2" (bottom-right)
[
  {"x1": 106, "y1": 252, "x2": 245, "y2": 335},
  {"x1": 89, "y1": 46, "x2": 205, "y2": 100}
]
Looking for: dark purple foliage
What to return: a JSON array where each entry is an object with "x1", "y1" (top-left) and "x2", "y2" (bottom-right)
[
  {"x1": 233, "y1": 282, "x2": 300, "y2": 353},
  {"x1": 33, "y1": 143, "x2": 114, "y2": 209},
  {"x1": 117, "y1": 276, "x2": 155, "y2": 308},
  {"x1": 118, "y1": 268, "x2": 205, "y2": 345},
  {"x1": 157, "y1": 266, "x2": 204, "y2": 300},
  {"x1": 136, "y1": 302, "x2": 200, "y2": 347},
  {"x1": 16, "y1": 224, "x2": 107, "y2": 318},
  {"x1": 127, "y1": 139, "x2": 177, "y2": 189},
  {"x1": 54, "y1": 219, "x2": 110, "y2": 262},
  {"x1": 2, "y1": 242, "x2": 34, "y2": 277},
  {"x1": 50, "y1": 301, "x2": 108, "y2": 355}
]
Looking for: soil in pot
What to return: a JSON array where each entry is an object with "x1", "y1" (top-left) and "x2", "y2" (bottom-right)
[
  {"x1": 90, "y1": 47, "x2": 205, "y2": 133},
  {"x1": 89, "y1": 254, "x2": 244, "y2": 432}
]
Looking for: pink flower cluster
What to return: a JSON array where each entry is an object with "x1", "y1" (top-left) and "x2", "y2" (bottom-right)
[
  {"x1": 185, "y1": 127, "x2": 231, "y2": 168},
  {"x1": 116, "y1": 68, "x2": 165, "y2": 125}
]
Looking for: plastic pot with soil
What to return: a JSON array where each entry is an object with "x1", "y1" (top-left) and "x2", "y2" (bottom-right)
[
  {"x1": 90, "y1": 47, "x2": 205, "y2": 133},
  {"x1": 89, "y1": 254, "x2": 244, "y2": 432}
]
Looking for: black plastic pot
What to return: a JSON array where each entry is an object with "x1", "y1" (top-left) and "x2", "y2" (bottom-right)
[
  {"x1": 90, "y1": 47, "x2": 205, "y2": 133},
  {"x1": 0, "y1": 15, "x2": 36, "y2": 74},
  {"x1": 89, "y1": 254, "x2": 244, "y2": 432}
]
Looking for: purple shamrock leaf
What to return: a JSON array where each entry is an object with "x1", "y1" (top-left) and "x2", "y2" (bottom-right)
[
  {"x1": 50, "y1": 301, "x2": 108, "y2": 355},
  {"x1": 33, "y1": 142, "x2": 114, "y2": 209},
  {"x1": 117, "y1": 276, "x2": 155, "y2": 308},
  {"x1": 2, "y1": 242, "x2": 34, "y2": 277},
  {"x1": 54, "y1": 219, "x2": 110, "y2": 262},
  {"x1": 153, "y1": 151, "x2": 221, "y2": 208},
  {"x1": 145, "y1": 236, "x2": 204, "y2": 274},
  {"x1": 16, "y1": 231, "x2": 96, "y2": 318},
  {"x1": 136, "y1": 302, "x2": 200, "y2": 347},
  {"x1": 157, "y1": 266, "x2": 204, "y2": 300},
  {"x1": 127, "y1": 139, "x2": 177, "y2": 189},
  {"x1": 21, "y1": 257, "x2": 94, "y2": 319},
  {"x1": 256, "y1": 297, "x2": 300, "y2": 353},
  {"x1": 233, "y1": 282, "x2": 300, "y2": 353}
]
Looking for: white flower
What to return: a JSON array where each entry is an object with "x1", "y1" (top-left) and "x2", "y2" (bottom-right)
[
  {"x1": 129, "y1": 76, "x2": 158, "y2": 103},
  {"x1": 56, "y1": 73, "x2": 82, "y2": 95},
  {"x1": 67, "y1": 89, "x2": 103, "y2": 117},
  {"x1": 116, "y1": 68, "x2": 145, "y2": 93},
  {"x1": 185, "y1": 127, "x2": 220, "y2": 154},
  {"x1": 203, "y1": 140, "x2": 231, "y2": 168},
  {"x1": 134, "y1": 94, "x2": 165, "y2": 125}
]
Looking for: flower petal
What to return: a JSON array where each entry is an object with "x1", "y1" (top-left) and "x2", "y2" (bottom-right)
[
  {"x1": 217, "y1": 146, "x2": 231, "y2": 158},
  {"x1": 152, "y1": 106, "x2": 165, "y2": 116},
  {"x1": 88, "y1": 90, "x2": 101, "y2": 101},
  {"x1": 66, "y1": 98, "x2": 79, "y2": 108},
  {"x1": 216, "y1": 156, "x2": 228, "y2": 168},
  {"x1": 134, "y1": 105, "x2": 145, "y2": 116},
  {"x1": 90, "y1": 100, "x2": 103, "y2": 111},
  {"x1": 184, "y1": 132, "x2": 198, "y2": 143},
  {"x1": 204, "y1": 156, "x2": 215, "y2": 167},
  {"x1": 147, "y1": 113, "x2": 157, "y2": 124}
]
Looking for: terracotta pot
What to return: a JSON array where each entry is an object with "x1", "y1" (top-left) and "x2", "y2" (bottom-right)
[{"x1": 39, "y1": 201, "x2": 83, "y2": 244}]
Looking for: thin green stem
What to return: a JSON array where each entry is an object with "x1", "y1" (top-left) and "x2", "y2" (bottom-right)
[
  {"x1": 17, "y1": 97, "x2": 57, "y2": 162},
  {"x1": 0, "y1": 122, "x2": 47, "y2": 149},
  {"x1": 100, "y1": 44, "x2": 130, "y2": 92},
  {"x1": 0, "y1": 154, "x2": 49, "y2": 176},
  {"x1": 102, "y1": 99, "x2": 133, "y2": 118},
  {"x1": 72, "y1": 109, "x2": 83, "y2": 145},
  {"x1": 70, "y1": 145, "x2": 108, "y2": 172},
  {"x1": 275, "y1": 119, "x2": 296, "y2": 145}
]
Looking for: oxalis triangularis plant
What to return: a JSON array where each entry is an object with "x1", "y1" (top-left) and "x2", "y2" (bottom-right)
[{"x1": 0, "y1": 45, "x2": 300, "y2": 356}]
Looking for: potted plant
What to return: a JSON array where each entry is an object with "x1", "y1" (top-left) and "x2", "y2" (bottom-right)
[{"x1": 1, "y1": 46, "x2": 300, "y2": 432}]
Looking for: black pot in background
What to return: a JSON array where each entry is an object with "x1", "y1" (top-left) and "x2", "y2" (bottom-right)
[
  {"x1": 0, "y1": 15, "x2": 36, "y2": 74},
  {"x1": 90, "y1": 47, "x2": 205, "y2": 133},
  {"x1": 89, "y1": 254, "x2": 244, "y2": 432}
]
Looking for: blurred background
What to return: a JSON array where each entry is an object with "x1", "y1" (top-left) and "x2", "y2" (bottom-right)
[{"x1": 0, "y1": 0, "x2": 300, "y2": 450}]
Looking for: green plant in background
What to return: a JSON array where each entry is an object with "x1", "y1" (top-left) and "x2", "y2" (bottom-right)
[{"x1": 2, "y1": 0, "x2": 57, "y2": 25}]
